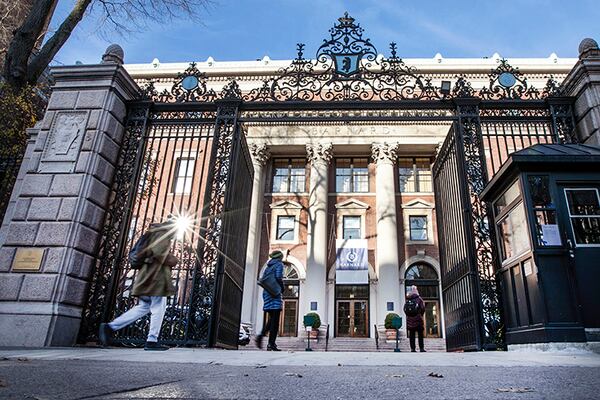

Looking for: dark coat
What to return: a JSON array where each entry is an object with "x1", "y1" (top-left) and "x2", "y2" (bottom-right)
[
  {"x1": 262, "y1": 258, "x2": 284, "y2": 311},
  {"x1": 131, "y1": 224, "x2": 177, "y2": 297},
  {"x1": 405, "y1": 293, "x2": 426, "y2": 330}
]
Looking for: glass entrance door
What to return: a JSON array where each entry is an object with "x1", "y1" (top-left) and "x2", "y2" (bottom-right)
[
  {"x1": 336, "y1": 300, "x2": 368, "y2": 337},
  {"x1": 279, "y1": 299, "x2": 298, "y2": 336},
  {"x1": 423, "y1": 301, "x2": 441, "y2": 338}
]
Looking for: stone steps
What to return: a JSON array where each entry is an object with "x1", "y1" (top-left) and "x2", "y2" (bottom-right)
[{"x1": 243, "y1": 336, "x2": 447, "y2": 352}]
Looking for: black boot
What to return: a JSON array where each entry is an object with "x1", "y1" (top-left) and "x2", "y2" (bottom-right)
[
  {"x1": 98, "y1": 323, "x2": 113, "y2": 347},
  {"x1": 267, "y1": 344, "x2": 281, "y2": 351},
  {"x1": 144, "y1": 341, "x2": 169, "y2": 351}
]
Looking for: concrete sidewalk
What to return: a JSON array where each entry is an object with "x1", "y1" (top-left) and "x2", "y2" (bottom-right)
[{"x1": 1, "y1": 346, "x2": 599, "y2": 367}]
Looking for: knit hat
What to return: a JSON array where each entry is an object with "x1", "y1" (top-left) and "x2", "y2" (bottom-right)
[{"x1": 269, "y1": 250, "x2": 284, "y2": 259}]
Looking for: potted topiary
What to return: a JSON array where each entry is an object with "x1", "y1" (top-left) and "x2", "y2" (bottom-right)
[
  {"x1": 385, "y1": 313, "x2": 401, "y2": 340},
  {"x1": 303, "y1": 312, "x2": 321, "y2": 339}
]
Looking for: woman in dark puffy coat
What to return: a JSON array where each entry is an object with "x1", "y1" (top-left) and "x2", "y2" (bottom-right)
[
  {"x1": 405, "y1": 285, "x2": 426, "y2": 352},
  {"x1": 255, "y1": 250, "x2": 285, "y2": 351}
]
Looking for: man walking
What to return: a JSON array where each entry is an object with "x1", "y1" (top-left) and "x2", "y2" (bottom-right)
[
  {"x1": 99, "y1": 220, "x2": 178, "y2": 350},
  {"x1": 255, "y1": 250, "x2": 285, "y2": 351}
]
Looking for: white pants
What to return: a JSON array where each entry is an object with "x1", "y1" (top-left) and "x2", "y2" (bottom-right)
[{"x1": 109, "y1": 296, "x2": 167, "y2": 342}]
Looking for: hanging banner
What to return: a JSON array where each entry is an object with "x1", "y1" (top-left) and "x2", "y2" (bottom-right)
[{"x1": 336, "y1": 239, "x2": 369, "y2": 284}]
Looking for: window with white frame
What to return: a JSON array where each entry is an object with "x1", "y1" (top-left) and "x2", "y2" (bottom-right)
[
  {"x1": 272, "y1": 158, "x2": 306, "y2": 193},
  {"x1": 335, "y1": 158, "x2": 369, "y2": 193},
  {"x1": 172, "y1": 157, "x2": 195, "y2": 194},
  {"x1": 342, "y1": 215, "x2": 361, "y2": 239},
  {"x1": 409, "y1": 215, "x2": 428, "y2": 241},
  {"x1": 276, "y1": 215, "x2": 296, "y2": 241},
  {"x1": 398, "y1": 157, "x2": 432, "y2": 193}
]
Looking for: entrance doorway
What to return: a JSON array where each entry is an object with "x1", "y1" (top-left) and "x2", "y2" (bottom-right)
[
  {"x1": 405, "y1": 263, "x2": 441, "y2": 338},
  {"x1": 335, "y1": 285, "x2": 369, "y2": 337},
  {"x1": 279, "y1": 263, "x2": 300, "y2": 336}
]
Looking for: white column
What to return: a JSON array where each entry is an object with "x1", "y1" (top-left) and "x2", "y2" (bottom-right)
[
  {"x1": 372, "y1": 142, "x2": 401, "y2": 325},
  {"x1": 241, "y1": 143, "x2": 270, "y2": 328},
  {"x1": 305, "y1": 143, "x2": 333, "y2": 322}
]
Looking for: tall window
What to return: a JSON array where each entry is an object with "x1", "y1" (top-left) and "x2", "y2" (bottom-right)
[
  {"x1": 172, "y1": 157, "x2": 195, "y2": 194},
  {"x1": 336, "y1": 158, "x2": 369, "y2": 192},
  {"x1": 272, "y1": 158, "x2": 306, "y2": 193},
  {"x1": 276, "y1": 216, "x2": 295, "y2": 241},
  {"x1": 342, "y1": 216, "x2": 361, "y2": 239},
  {"x1": 409, "y1": 215, "x2": 428, "y2": 241},
  {"x1": 564, "y1": 188, "x2": 600, "y2": 245},
  {"x1": 398, "y1": 157, "x2": 432, "y2": 192}
]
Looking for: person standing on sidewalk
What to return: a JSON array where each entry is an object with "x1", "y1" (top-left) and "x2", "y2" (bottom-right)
[
  {"x1": 255, "y1": 250, "x2": 285, "y2": 351},
  {"x1": 404, "y1": 285, "x2": 426, "y2": 353},
  {"x1": 99, "y1": 220, "x2": 178, "y2": 351}
]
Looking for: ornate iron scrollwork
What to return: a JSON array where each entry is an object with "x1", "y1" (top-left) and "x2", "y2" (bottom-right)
[
  {"x1": 187, "y1": 100, "x2": 240, "y2": 342},
  {"x1": 455, "y1": 101, "x2": 504, "y2": 349},
  {"x1": 78, "y1": 104, "x2": 149, "y2": 343},
  {"x1": 142, "y1": 62, "x2": 218, "y2": 103},
  {"x1": 479, "y1": 59, "x2": 542, "y2": 100}
]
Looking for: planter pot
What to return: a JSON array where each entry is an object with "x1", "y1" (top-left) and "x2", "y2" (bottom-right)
[{"x1": 386, "y1": 329, "x2": 399, "y2": 340}]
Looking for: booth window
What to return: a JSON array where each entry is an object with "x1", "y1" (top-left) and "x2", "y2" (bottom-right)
[
  {"x1": 276, "y1": 216, "x2": 295, "y2": 241},
  {"x1": 399, "y1": 157, "x2": 432, "y2": 192},
  {"x1": 342, "y1": 215, "x2": 361, "y2": 239},
  {"x1": 272, "y1": 158, "x2": 306, "y2": 193},
  {"x1": 494, "y1": 180, "x2": 531, "y2": 262},
  {"x1": 336, "y1": 158, "x2": 369, "y2": 192},
  {"x1": 528, "y1": 176, "x2": 561, "y2": 247},
  {"x1": 409, "y1": 215, "x2": 428, "y2": 241},
  {"x1": 565, "y1": 188, "x2": 600, "y2": 245}
]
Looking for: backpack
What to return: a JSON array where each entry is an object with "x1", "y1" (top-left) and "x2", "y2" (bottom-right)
[
  {"x1": 404, "y1": 298, "x2": 420, "y2": 317},
  {"x1": 128, "y1": 232, "x2": 152, "y2": 269}
]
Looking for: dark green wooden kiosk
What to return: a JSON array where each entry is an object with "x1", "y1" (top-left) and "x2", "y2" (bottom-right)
[{"x1": 481, "y1": 144, "x2": 600, "y2": 345}]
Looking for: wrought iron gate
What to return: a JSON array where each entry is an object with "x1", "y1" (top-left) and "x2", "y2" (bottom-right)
[
  {"x1": 76, "y1": 13, "x2": 578, "y2": 351},
  {"x1": 78, "y1": 95, "x2": 253, "y2": 348}
]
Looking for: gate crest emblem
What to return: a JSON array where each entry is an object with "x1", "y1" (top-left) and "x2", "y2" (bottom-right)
[{"x1": 319, "y1": 12, "x2": 377, "y2": 78}]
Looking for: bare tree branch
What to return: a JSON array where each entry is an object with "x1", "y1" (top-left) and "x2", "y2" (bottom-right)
[{"x1": 27, "y1": 0, "x2": 93, "y2": 84}]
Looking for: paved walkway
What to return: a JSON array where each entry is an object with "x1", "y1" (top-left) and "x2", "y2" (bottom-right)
[{"x1": 1, "y1": 346, "x2": 599, "y2": 367}]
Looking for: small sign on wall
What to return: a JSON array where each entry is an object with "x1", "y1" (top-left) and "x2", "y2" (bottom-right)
[{"x1": 12, "y1": 248, "x2": 45, "y2": 271}]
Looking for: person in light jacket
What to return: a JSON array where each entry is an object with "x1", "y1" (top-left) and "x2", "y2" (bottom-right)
[
  {"x1": 255, "y1": 250, "x2": 285, "y2": 351},
  {"x1": 99, "y1": 220, "x2": 178, "y2": 351}
]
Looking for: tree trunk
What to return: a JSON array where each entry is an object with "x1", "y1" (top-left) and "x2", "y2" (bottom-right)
[{"x1": 2, "y1": 0, "x2": 56, "y2": 90}]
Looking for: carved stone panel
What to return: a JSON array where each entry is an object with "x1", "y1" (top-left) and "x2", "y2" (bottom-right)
[{"x1": 40, "y1": 111, "x2": 89, "y2": 173}]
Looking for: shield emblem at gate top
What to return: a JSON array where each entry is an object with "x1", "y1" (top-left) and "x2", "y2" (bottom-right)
[{"x1": 333, "y1": 53, "x2": 361, "y2": 77}]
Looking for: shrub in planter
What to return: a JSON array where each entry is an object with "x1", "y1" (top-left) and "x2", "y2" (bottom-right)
[
  {"x1": 384, "y1": 312, "x2": 401, "y2": 340},
  {"x1": 303, "y1": 312, "x2": 321, "y2": 338}
]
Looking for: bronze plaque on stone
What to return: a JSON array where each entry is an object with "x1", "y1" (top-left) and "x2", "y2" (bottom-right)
[{"x1": 12, "y1": 248, "x2": 45, "y2": 271}]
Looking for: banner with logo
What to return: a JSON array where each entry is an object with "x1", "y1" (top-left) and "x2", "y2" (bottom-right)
[{"x1": 335, "y1": 239, "x2": 368, "y2": 284}]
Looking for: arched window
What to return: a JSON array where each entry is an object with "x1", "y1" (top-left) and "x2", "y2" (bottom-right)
[
  {"x1": 405, "y1": 263, "x2": 438, "y2": 281},
  {"x1": 283, "y1": 264, "x2": 299, "y2": 280},
  {"x1": 405, "y1": 262, "x2": 439, "y2": 299}
]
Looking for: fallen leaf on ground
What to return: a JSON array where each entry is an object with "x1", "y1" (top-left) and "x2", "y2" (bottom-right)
[
  {"x1": 496, "y1": 387, "x2": 534, "y2": 393},
  {"x1": 16, "y1": 358, "x2": 28, "y2": 362},
  {"x1": 428, "y1": 372, "x2": 444, "y2": 378},
  {"x1": 0, "y1": 379, "x2": 7, "y2": 387},
  {"x1": 255, "y1": 365, "x2": 267, "y2": 368},
  {"x1": 284, "y1": 372, "x2": 303, "y2": 378},
  {"x1": 387, "y1": 374, "x2": 404, "y2": 378}
]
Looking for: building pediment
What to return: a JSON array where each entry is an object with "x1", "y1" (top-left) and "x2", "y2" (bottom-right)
[
  {"x1": 270, "y1": 200, "x2": 303, "y2": 209},
  {"x1": 401, "y1": 199, "x2": 434, "y2": 209},
  {"x1": 335, "y1": 198, "x2": 370, "y2": 210}
]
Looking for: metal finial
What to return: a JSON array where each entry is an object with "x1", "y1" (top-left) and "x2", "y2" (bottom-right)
[
  {"x1": 296, "y1": 43, "x2": 305, "y2": 60},
  {"x1": 390, "y1": 42, "x2": 398, "y2": 58}
]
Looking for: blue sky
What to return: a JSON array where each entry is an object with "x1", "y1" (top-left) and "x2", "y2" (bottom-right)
[{"x1": 49, "y1": 0, "x2": 599, "y2": 65}]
